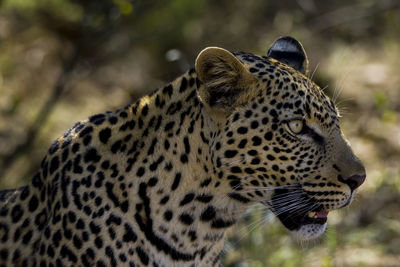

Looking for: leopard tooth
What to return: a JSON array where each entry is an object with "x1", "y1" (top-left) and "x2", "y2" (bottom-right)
[{"x1": 308, "y1": 211, "x2": 317, "y2": 218}]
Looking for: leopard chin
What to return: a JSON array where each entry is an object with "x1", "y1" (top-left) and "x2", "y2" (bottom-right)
[{"x1": 292, "y1": 223, "x2": 328, "y2": 240}]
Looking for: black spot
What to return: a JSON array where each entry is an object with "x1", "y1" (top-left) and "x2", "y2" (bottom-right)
[
  {"x1": 60, "y1": 245, "x2": 78, "y2": 263},
  {"x1": 136, "y1": 167, "x2": 145, "y2": 177},
  {"x1": 164, "y1": 121, "x2": 175, "y2": 131},
  {"x1": 180, "y1": 154, "x2": 188, "y2": 163},
  {"x1": 238, "y1": 139, "x2": 247, "y2": 148},
  {"x1": 141, "y1": 104, "x2": 149, "y2": 116},
  {"x1": 215, "y1": 142, "x2": 221, "y2": 150},
  {"x1": 89, "y1": 222, "x2": 101, "y2": 234},
  {"x1": 72, "y1": 143, "x2": 80, "y2": 153},
  {"x1": 228, "y1": 192, "x2": 250, "y2": 203},
  {"x1": 148, "y1": 177, "x2": 158, "y2": 187},
  {"x1": 165, "y1": 162, "x2": 173, "y2": 171},
  {"x1": 22, "y1": 230, "x2": 33, "y2": 245},
  {"x1": 20, "y1": 186, "x2": 30, "y2": 201},
  {"x1": 101, "y1": 161, "x2": 110, "y2": 169},
  {"x1": 76, "y1": 219, "x2": 85, "y2": 229},
  {"x1": 95, "y1": 237, "x2": 103, "y2": 249},
  {"x1": 149, "y1": 156, "x2": 164, "y2": 171},
  {"x1": 122, "y1": 223, "x2": 137, "y2": 243},
  {"x1": 164, "y1": 140, "x2": 170, "y2": 150},
  {"x1": 11, "y1": 205, "x2": 23, "y2": 223},
  {"x1": 164, "y1": 210, "x2": 173, "y2": 221},
  {"x1": 99, "y1": 128, "x2": 112, "y2": 144},
  {"x1": 160, "y1": 195, "x2": 169, "y2": 205},
  {"x1": 162, "y1": 84, "x2": 173, "y2": 96},
  {"x1": 179, "y1": 77, "x2": 188, "y2": 92},
  {"x1": 108, "y1": 227, "x2": 116, "y2": 240},
  {"x1": 155, "y1": 115, "x2": 162, "y2": 131},
  {"x1": 52, "y1": 230, "x2": 62, "y2": 247},
  {"x1": 244, "y1": 168, "x2": 255, "y2": 174},
  {"x1": 49, "y1": 156, "x2": 60, "y2": 174},
  {"x1": 106, "y1": 214, "x2": 122, "y2": 226},
  {"x1": 183, "y1": 137, "x2": 190, "y2": 154},
  {"x1": 200, "y1": 178, "x2": 212, "y2": 187},
  {"x1": 111, "y1": 140, "x2": 122, "y2": 153},
  {"x1": 229, "y1": 180, "x2": 242, "y2": 190},
  {"x1": 94, "y1": 197, "x2": 102, "y2": 206},
  {"x1": 245, "y1": 110, "x2": 253, "y2": 118},
  {"x1": 179, "y1": 193, "x2": 195, "y2": 206},
  {"x1": 250, "y1": 121, "x2": 259, "y2": 129},
  {"x1": 120, "y1": 201, "x2": 129, "y2": 213},
  {"x1": 267, "y1": 154, "x2": 275, "y2": 160},
  {"x1": 179, "y1": 213, "x2": 194, "y2": 225},
  {"x1": 89, "y1": 113, "x2": 106, "y2": 123},
  {"x1": 224, "y1": 150, "x2": 238, "y2": 158},
  {"x1": 62, "y1": 136, "x2": 72, "y2": 148},
  {"x1": 79, "y1": 126, "x2": 93, "y2": 137},
  {"x1": 83, "y1": 135, "x2": 92, "y2": 146},
  {"x1": 264, "y1": 132, "x2": 273, "y2": 141},
  {"x1": 49, "y1": 140, "x2": 59, "y2": 155},
  {"x1": 171, "y1": 173, "x2": 181, "y2": 191},
  {"x1": 61, "y1": 148, "x2": 69, "y2": 162},
  {"x1": 269, "y1": 109, "x2": 278, "y2": 117},
  {"x1": 251, "y1": 158, "x2": 260, "y2": 165},
  {"x1": 147, "y1": 138, "x2": 158, "y2": 155},
  {"x1": 136, "y1": 246, "x2": 149, "y2": 265},
  {"x1": 231, "y1": 166, "x2": 242, "y2": 173},
  {"x1": 105, "y1": 182, "x2": 125, "y2": 212},
  {"x1": 32, "y1": 173, "x2": 43, "y2": 189},
  {"x1": 119, "y1": 120, "x2": 136, "y2": 131},
  {"x1": 200, "y1": 206, "x2": 216, "y2": 221},
  {"x1": 211, "y1": 218, "x2": 235, "y2": 228},
  {"x1": 188, "y1": 230, "x2": 197, "y2": 242},
  {"x1": 108, "y1": 116, "x2": 118, "y2": 124},
  {"x1": 196, "y1": 194, "x2": 213, "y2": 203},
  {"x1": 84, "y1": 148, "x2": 101, "y2": 163},
  {"x1": 249, "y1": 67, "x2": 258, "y2": 73},
  {"x1": 105, "y1": 246, "x2": 117, "y2": 267},
  {"x1": 119, "y1": 111, "x2": 128, "y2": 118},
  {"x1": 73, "y1": 235, "x2": 83, "y2": 250},
  {"x1": 237, "y1": 127, "x2": 248, "y2": 134},
  {"x1": 252, "y1": 136, "x2": 262, "y2": 146},
  {"x1": 119, "y1": 253, "x2": 127, "y2": 262}
]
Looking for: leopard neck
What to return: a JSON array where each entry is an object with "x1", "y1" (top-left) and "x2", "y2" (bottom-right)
[
  {"x1": 106, "y1": 70, "x2": 248, "y2": 258},
  {"x1": 0, "y1": 69, "x2": 249, "y2": 265}
]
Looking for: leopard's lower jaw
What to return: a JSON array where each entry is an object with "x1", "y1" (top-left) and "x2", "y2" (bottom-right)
[{"x1": 292, "y1": 223, "x2": 327, "y2": 240}]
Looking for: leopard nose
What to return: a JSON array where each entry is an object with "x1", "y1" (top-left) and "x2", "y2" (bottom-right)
[{"x1": 344, "y1": 174, "x2": 366, "y2": 191}]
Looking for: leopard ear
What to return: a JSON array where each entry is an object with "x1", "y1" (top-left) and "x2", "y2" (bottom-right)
[
  {"x1": 195, "y1": 47, "x2": 257, "y2": 117},
  {"x1": 267, "y1": 36, "x2": 309, "y2": 75}
]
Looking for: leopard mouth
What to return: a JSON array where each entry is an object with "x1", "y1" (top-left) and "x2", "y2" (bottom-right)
[
  {"x1": 275, "y1": 209, "x2": 329, "y2": 231},
  {"x1": 268, "y1": 187, "x2": 330, "y2": 239}
]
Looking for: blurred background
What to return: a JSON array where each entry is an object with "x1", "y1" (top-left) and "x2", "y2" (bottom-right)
[{"x1": 0, "y1": 0, "x2": 400, "y2": 266}]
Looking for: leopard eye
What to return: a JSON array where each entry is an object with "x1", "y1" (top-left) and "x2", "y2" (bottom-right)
[{"x1": 287, "y1": 120, "x2": 304, "y2": 134}]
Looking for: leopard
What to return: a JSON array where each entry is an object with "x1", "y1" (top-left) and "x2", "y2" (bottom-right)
[{"x1": 0, "y1": 36, "x2": 366, "y2": 266}]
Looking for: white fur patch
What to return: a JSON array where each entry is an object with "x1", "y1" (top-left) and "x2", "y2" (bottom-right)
[{"x1": 292, "y1": 223, "x2": 327, "y2": 240}]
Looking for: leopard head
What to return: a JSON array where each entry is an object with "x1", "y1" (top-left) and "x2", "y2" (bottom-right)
[{"x1": 195, "y1": 36, "x2": 366, "y2": 239}]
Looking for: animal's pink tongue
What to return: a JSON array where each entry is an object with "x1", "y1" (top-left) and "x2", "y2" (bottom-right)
[{"x1": 316, "y1": 210, "x2": 329, "y2": 218}]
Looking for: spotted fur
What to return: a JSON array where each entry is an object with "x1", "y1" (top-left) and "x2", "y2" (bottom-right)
[{"x1": 0, "y1": 37, "x2": 365, "y2": 266}]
